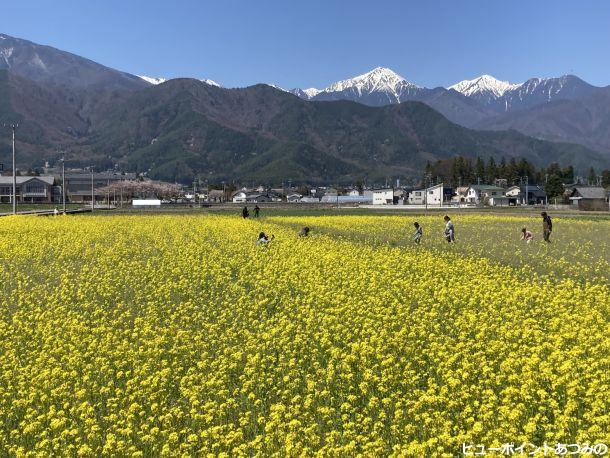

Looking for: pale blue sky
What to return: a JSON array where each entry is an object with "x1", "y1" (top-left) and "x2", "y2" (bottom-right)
[{"x1": 2, "y1": 0, "x2": 610, "y2": 89}]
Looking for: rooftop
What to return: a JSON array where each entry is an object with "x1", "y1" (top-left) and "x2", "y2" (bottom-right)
[
  {"x1": 572, "y1": 187, "x2": 606, "y2": 199},
  {"x1": 0, "y1": 176, "x2": 54, "y2": 185}
]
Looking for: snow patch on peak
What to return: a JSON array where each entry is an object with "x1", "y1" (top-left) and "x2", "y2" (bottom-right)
[
  {"x1": 266, "y1": 83, "x2": 289, "y2": 93},
  {"x1": 324, "y1": 67, "x2": 420, "y2": 95},
  {"x1": 449, "y1": 74, "x2": 521, "y2": 98},
  {"x1": 139, "y1": 75, "x2": 167, "y2": 85},
  {"x1": 302, "y1": 87, "x2": 321, "y2": 98},
  {"x1": 201, "y1": 78, "x2": 220, "y2": 87}
]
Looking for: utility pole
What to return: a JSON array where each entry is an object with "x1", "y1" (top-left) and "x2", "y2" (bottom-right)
[
  {"x1": 12, "y1": 124, "x2": 17, "y2": 214},
  {"x1": 3, "y1": 123, "x2": 19, "y2": 214},
  {"x1": 91, "y1": 168, "x2": 94, "y2": 211},
  {"x1": 336, "y1": 183, "x2": 339, "y2": 209},
  {"x1": 424, "y1": 175, "x2": 428, "y2": 211},
  {"x1": 61, "y1": 153, "x2": 67, "y2": 214}
]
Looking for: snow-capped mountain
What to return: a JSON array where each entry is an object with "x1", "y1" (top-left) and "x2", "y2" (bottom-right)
[
  {"x1": 305, "y1": 67, "x2": 426, "y2": 105},
  {"x1": 201, "y1": 78, "x2": 220, "y2": 87},
  {"x1": 139, "y1": 75, "x2": 167, "y2": 85},
  {"x1": 289, "y1": 87, "x2": 321, "y2": 99},
  {"x1": 448, "y1": 74, "x2": 596, "y2": 112},
  {"x1": 499, "y1": 75, "x2": 596, "y2": 112},
  {"x1": 449, "y1": 75, "x2": 522, "y2": 106},
  {"x1": 326, "y1": 66, "x2": 420, "y2": 95}
]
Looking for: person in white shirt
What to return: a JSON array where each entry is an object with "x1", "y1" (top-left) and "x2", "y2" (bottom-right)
[
  {"x1": 444, "y1": 215, "x2": 455, "y2": 243},
  {"x1": 256, "y1": 232, "x2": 274, "y2": 246}
]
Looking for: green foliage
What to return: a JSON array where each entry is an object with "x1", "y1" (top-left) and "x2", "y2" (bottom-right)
[
  {"x1": 545, "y1": 174, "x2": 564, "y2": 199},
  {"x1": 602, "y1": 170, "x2": 610, "y2": 188}
]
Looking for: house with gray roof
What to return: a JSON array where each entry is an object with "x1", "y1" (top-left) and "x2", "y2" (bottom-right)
[
  {"x1": 466, "y1": 185, "x2": 505, "y2": 205},
  {"x1": 569, "y1": 187, "x2": 608, "y2": 211},
  {"x1": 0, "y1": 176, "x2": 55, "y2": 203}
]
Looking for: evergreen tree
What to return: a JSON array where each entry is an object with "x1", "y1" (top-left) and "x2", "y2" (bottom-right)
[
  {"x1": 486, "y1": 157, "x2": 498, "y2": 183},
  {"x1": 562, "y1": 166, "x2": 574, "y2": 183},
  {"x1": 545, "y1": 174, "x2": 564, "y2": 199},
  {"x1": 546, "y1": 163, "x2": 561, "y2": 177},
  {"x1": 498, "y1": 157, "x2": 507, "y2": 178},
  {"x1": 601, "y1": 170, "x2": 610, "y2": 188},
  {"x1": 424, "y1": 161, "x2": 432, "y2": 176},
  {"x1": 474, "y1": 157, "x2": 486, "y2": 184},
  {"x1": 508, "y1": 158, "x2": 518, "y2": 184},
  {"x1": 451, "y1": 157, "x2": 462, "y2": 187}
]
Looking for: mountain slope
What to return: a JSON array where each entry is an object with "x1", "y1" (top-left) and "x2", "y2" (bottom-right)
[
  {"x1": 476, "y1": 87, "x2": 610, "y2": 155},
  {"x1": 302, "y1": 67, "x2": 495, "y2": 127},
  {"x1": 0, "y1": 33, "x2": 147, "y2": 91},
  {"x1": 495, "y1": 75, "x2": 599, "y2": 112},
  {"x1": 87, "y1": 79, "x2": 607, "y2": 183}
]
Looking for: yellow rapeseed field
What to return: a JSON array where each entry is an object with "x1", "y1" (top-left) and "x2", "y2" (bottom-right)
[{"x1": 0, "y1": 213, "x2": 608, "y2": 456}]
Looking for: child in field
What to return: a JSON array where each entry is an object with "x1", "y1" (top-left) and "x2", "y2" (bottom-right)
[
  {"x1": 413, "y1": 222, "x2": 423, "y2": 244},
  {"x1": 521, "y1": 227, "x2": 533, "y2": 243},
  {"x1": 444, "y1": 215, "x2": 455, "y2": 243},
  {"x1": 256, "y1": 232, "x2": 274, "y2": 246},
  {"x1": 299, "y1": 227, "x2": 311, "y2": 237}
]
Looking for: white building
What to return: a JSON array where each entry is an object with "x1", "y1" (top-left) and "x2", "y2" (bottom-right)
[
  {"x1": 466, "y1": 185, "x2": 505, "y2": 205},
  {"x1": 372, "y1": 188, "x2": 394, "y2": 205},
  {"x1": 408, "y1": 183, "x2": 443, "y2": 206},
  {"x1": 286, "y1": 193, "x2": 302, "y2": 203},
  {"x1": 487, "y1": 195, "x2": 510, "y2": 206},
  {"x1": 232, "y1": 191, "x2": 247, "y2": 203}
]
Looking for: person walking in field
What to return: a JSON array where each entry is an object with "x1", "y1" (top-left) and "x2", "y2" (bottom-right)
[
  {"x1": 521, "y1": 227, "x2": 533, "y2": 243},
  {"x1": 444, "y1": 215, "x2": 455, "y2": 243},
  {"x1": 413, "y1": 222, "x2": 423, "y2": 244},
  {"x1": 242, "y1": 206, "x2": 250, "y2": 219},
  {"x1": 253, "y1": 205, "x2": 260, "y2": 218},
  {"x1": 541, "y1": 211, "x2": 553, "y2": 242}
]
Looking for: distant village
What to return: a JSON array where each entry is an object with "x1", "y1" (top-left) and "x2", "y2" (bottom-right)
[{"x1": 1, "y1": 161, "x2": 609, "y2": 212}]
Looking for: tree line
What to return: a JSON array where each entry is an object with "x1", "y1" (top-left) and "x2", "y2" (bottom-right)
[{"x1": 424, "y1": 157, "x2": 609, "y2": 198}]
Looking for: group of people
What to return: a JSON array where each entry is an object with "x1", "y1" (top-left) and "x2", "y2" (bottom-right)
[
  {"x1": 519, "y1": 212, "x2": 553, "y2": 244},
  {"x1": 413, "y1": 215, "x2": 455, "y2": 244},
  {"x1": 413, "y1": 212, "x2": 553, "y2": 245},
  {"x1": 252, "y1": 211, "x2": 554, "y2": 247},
  {"x1": 242, "y1": 205, "x2": 261, "y2": 219}
]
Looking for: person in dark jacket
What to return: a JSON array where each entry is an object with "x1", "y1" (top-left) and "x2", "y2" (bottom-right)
[
  {"x1": 253, "y1": 205, "x2": 260, "y2": 218},
  {"x1": 242, "y1": 206, "x2": 250, "y2": 219},
  {"x1": 541, "y1": 211, "x2": 552, "y2": 242},
  {"x1": 299, "y1": 226, "x2": 310, "y2": 237}
]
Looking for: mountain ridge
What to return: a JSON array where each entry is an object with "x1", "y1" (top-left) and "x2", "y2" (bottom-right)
[{"x1": 1, "y1": 33, "x2": 609, "y2": 184}]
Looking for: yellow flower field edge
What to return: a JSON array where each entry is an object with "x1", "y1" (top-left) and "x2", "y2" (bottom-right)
[{"x1": 0, "y1": 214, "x2": 608, "y2": 456}]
